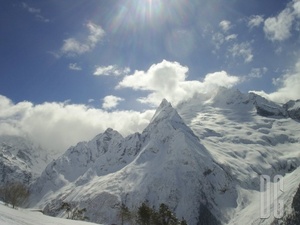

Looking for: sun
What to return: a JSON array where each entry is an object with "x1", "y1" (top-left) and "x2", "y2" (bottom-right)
[
  {"x1": 145, "y1": 0, "x2": 163, "y2": 17},
  {"x1": 108, "y1": 0, "x2": 165, "y2": 33},
  {"x1": 107, "y1": 0, "x2": 189, "y2": 36}
]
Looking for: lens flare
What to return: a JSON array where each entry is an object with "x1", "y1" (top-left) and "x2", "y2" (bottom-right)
[{"x1": 108, "y1": 0, "x2": 191, "y2": 34}]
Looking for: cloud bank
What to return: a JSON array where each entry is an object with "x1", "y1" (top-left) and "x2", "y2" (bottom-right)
[
  {"x1": 251, "y1": 59, "x2": 300, "y2": 103},
  {"x1": 117, "y1": 60, "x2": 240, "y2": 106},
  {"x1": 0, "y1": 96, "x2": 153, "y2": 153}
]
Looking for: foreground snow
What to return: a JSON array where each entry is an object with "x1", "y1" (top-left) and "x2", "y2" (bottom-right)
[{"x1": 0, "y1": 202, "x2": 101, "y2": 225}]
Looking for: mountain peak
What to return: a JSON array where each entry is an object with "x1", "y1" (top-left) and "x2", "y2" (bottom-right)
[
  {"x1": 145, "y1": 98, "x2": 199, "y2": 143},
  {"x1": 150, "y1": 99, "x2": 178, "y2": 123},
  {"x1": 159, "y1": 98, "x2": 171, "y2": 108}
]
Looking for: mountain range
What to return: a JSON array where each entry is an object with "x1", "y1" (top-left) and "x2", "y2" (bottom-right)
[{"x1": 1, "y1": 87, "x2": 300, "y2": 224}]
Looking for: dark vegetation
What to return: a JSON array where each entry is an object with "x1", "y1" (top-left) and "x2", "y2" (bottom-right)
[
  {"x1": 120, "y1": 201, "x2": 188, "y2": 225},
  {"x1": 283, "y1": 183, "x2": 300, "y2": 225},
  {"x1": 0, "y1": 182, "x2": 29, "y2": 208},
  {"x1": 272, "y1": 183, "x2": 300, "y2": 225},
  {"x1": 60, "y1": 202, "x2": 89, "y2": 221}
]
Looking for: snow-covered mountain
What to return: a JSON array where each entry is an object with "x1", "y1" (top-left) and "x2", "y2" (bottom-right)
[
  {"x1": 30, "y1": 99, "x2": 238, "y2": 224},
  {"x1": 0, "y1": 135, "x2": 53, "y2": 186},
  {"x1": 177, "y1": 87, "x2": 300, "y2": 224},
  {"x1": 177, "y1": 88, "x2": 300, "y2": 187},
  {"x1": 25, "y1": 88, "x2": 300, "y2": 224}
]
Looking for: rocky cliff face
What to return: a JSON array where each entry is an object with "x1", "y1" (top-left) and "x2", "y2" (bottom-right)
[{"x1": 0, "y1": 136, "x2": 51, "y2": 187}]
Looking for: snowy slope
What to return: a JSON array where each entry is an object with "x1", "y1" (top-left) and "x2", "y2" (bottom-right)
[
  {"x1": 177, "y1": 87, "x2": 300, "y2": 224},
  {"x1": 28, "y1": 88, "x2": 300, "y2": 225},
  {"x1": 0, "y1": 135, "x2": 53, "y2": 186},
  {"x1": 177, "y1": 88, "x2": 300, "y2": 187},
  {"x1": 0, "y1": 202, "x2": 100, "y2": 225}
]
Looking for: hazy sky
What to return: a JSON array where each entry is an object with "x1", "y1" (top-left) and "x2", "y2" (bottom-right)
[{"x1": 1, "y1": 0, "x2": 300, "y2": 152}]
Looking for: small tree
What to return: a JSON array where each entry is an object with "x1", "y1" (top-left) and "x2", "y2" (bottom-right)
[
  {"x1": 60, "y1": 202, "x2": 89, "y2": 221},
  {"x1": 137, "y1": 202, "x2": 153, "y2": 225},
  {"x1": 60, "y1": 202, "x2": 71, "y2": 219},
  {"x1": 0, "y1": 182, "x2": 29, "y2": 208},
  {"x1": 157, "y1": 203, "x2": 178, "y2": 225},
  {"x1": 72, "y1": 207, "x2": 89, "y2": 221},
  {"x1": 134, "y1": 202, "x2": 187, "y2": 225},
  {"x1": 180, "y1": 218, "x2": 188, "y2": 225},
  {"x1": 118, "y1": 203, "x2": 132, "y2": 225}
]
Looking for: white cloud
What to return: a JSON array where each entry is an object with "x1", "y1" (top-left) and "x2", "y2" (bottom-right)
[
  {"x1": 0, "y1": 96, "x2": 154, "y2": 153},
  {"x1": 251, "y1": 58, "x2": 300, "y2": 103},
  {"x1": 94, "y1": 65, "x2": 130, "y2": 76},
  {"x1": 225, "y1": 34, "x2": 238, "y2": 41},
  {"x1": 219, "y1": 20, "x2": 232, "y2": 32},
  {"x1": 117, "y1": 60, "x2": 240, "y2": 106},
  {"x1": 61, "y1": 38, "x2": 89, "y2": 55},
  {"x1": 294, "y1": 0, "x2": 300, "y2": 16},
  {"x1": 228, "y1": 42, "x2": 253, "y2": 63},
  {"x1": 249, "y1": 67, "x2": 268, "y2": 78},
  {"x1": 263, "y1": 0, "x2": 300, "y2": 41},
  {"x1": 21, "y1": 3, "x2": 50, "y2": 23},
  {"x1": 248, "y1": 15, "x2": 264, "y2": 29},
  {"x1": 264, "y1": 8, "x2": 294, "y2": 41},
  {"x1": 69, "y1": 63, "x2": 82, "y2": 71},
  {"x1": 212, "y1": 33, "x2": 237, "y2": 50},
  {"x1": 102, "y1": 95, "x2": 124, "y2": 110},
  {"x1": 61, "y1": 22, "x2": 105, "y2": 56},
  {"x1": 202, "y1": 71, "x2": 240, "y2": 88},
  {"x1": 212, "y1": 33, "x2": 225, "y2": 49},
  {"x1": 22, "y1": 3, "x2": 40, "y2": 13}
]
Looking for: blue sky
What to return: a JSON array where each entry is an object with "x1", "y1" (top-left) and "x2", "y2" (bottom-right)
[{"x1": 0, "y1": 0, "x2": 300, "y2": 151}]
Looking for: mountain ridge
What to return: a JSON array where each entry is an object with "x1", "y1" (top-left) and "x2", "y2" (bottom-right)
[
  {"x1": 29, "y1": 98, "x2": 238, "y2": 224},
  {"x1": 1, "y1": 87, "x2": 300, "y2": 224}
]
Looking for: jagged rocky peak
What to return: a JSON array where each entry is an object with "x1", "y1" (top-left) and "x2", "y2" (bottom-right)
[
  {"x1": 248, "y1": 92, "x2": 300, "y2": 119},
  {"x1": 151, "y1": 98, "x2": 191, "y2": 127},
  {"x1": 284, "y1": 99, "x2": 300, "y2": 120},
  {"x1": 248, "y1": 92, "x2": 287, "y2": 117},
  {"x1": 103, "y1": 127, "x2": 123, "y2": 137},
  {"x1": 150, "y1": 98, "x2": 177, "y2": 122},
  {"x1": 90, "y1": 127, "x2": 124, "y2": 147},
  {"x1": 212, "y1": 87, "x2": 248, "y2": 105},
  {"x1": 146, "y1": 98, "x2": 196, "y2": 138},
  {"x1": 0, "y1": 135, "x2": 51, "y2": 186}
]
